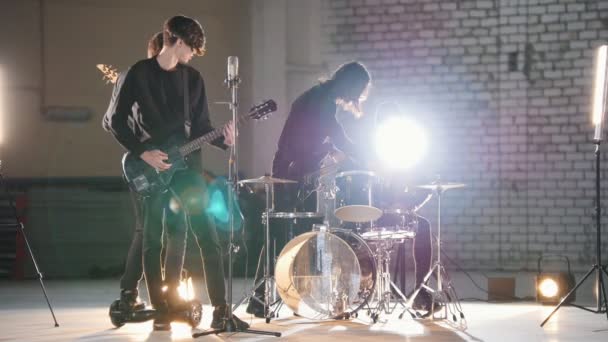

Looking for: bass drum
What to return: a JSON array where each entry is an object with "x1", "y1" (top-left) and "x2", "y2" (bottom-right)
[{"x1": 275, "y1": 228, "x2": 376, "y2": 319}]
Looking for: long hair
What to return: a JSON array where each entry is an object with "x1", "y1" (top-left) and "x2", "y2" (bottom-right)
[
  {"x1": 329, "y1": 61, "x2": 371, "y2": 118},
  {"x1": 330, "y1": 61, "x2": 371, "y2": 102},
  {"x1": 147, "y1": 31, "x2": 163, "y2": 58}
]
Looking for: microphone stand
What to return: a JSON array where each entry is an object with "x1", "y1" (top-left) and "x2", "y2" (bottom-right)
[{"x1": 193, "y1": 58, "x2": 280, "y2": 338}]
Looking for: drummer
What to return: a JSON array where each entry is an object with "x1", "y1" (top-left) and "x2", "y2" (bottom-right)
[
  {"x1": 272, "y1": 61, "x2": 371, "y2": 209},
  {"x1": 245, "y1": 62, "x2": 372, "y2": 317}
]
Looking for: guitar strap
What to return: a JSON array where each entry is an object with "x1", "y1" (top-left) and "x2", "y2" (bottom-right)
[{"x1": 183, "y1": 68, "x2": 191, "y2": 138}]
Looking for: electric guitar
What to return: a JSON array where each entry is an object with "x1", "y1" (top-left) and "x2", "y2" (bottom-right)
[
  {"x1": 122, "y1": 99, "x2": 277, "y2": 196},
  {"x1": 97, "y1": 64, "x2": 119, "y2": 84}
]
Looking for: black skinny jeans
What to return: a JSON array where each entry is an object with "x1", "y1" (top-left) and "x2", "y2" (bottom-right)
[{"x1": 120, "y1": 170, "x2": 227, "y2": 309}]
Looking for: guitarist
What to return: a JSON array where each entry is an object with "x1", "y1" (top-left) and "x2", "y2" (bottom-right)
[
  {"x1": 246, "y1": 61, "x2": 372, "y2": 317},
  {"x1": 106, "y1": 15, "x2": 248, "y2": 331}
]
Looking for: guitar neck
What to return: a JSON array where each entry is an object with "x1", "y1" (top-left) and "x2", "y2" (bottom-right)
[{"x1": 178, "y1": 113, "x2": 248, "y2": 157}]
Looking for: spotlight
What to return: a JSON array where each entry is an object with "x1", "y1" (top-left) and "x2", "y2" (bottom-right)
[
  {"x1": 375, "y1": 116, "x2": 427, "y2": 170},
  {"x1": 536, "y1": 256, "x2": 576, "y2": 305},
  {"x1": 177, "y1": 276, "x2": 195, "y2": 301},
  {"x1": 538, "y1": 277, "x2": 559, "y2": 298}
]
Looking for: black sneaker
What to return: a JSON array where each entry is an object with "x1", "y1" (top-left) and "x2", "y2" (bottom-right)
[
  {"x1": 153, "y1": 312, "x2": 171, "y2": 331},
  {"x1": 211, "y1": 305, "x2": 250, "y2": 330},
  {"x1": 120, "y1": 289, "x2": 146, "y2": 312},
  {"x1": 413, "y1": 289, "x2": 444, "y2": 315},
  {"x1": 412, "y1": 289, "x2": 433, "y2": 311},
  {"x1": 245, "y1": 299, "x2": 265, "y2": 318}
]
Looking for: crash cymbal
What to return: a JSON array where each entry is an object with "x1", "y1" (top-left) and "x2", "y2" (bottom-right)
[
  {"x1": 237, "y1": 175, "x2": 298, "y2": 185},
  {"x1": 417, "y1": 182, "x2": 466, "y2": 191}
]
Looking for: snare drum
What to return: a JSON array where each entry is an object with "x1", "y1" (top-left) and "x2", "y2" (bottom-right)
[
  {"x1": 361, "y1": 209, "x2": 418, "y2": 242},
  {"x1": 360, "y1": 226, "x2": 416, "y2": 242},
  {"x1": 334, "y1": 170, "x2": 383, "y2": 223},
  {"x1": 275, "y1": 227, "x2": 376, "y2": 319}
]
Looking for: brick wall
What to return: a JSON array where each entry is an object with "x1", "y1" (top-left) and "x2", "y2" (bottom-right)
[{"x1": 322, "y1": 0, "x2": 608, "y2": 271}]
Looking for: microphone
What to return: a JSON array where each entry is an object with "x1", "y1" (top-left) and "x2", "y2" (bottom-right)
[{"x1": 227, "y1": 56, "x2": 239, "y2": 83}]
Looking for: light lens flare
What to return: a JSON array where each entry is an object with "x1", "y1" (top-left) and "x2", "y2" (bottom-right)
[
  {"x1": 178, "y1": 277, "x2": 195, "y2": 300},
  {"x1": 375, "y1": 117, "x2": 427, "y2": 170},
  {"x1": 538, "y1": 278, "x2": 559, "y2": 298}
]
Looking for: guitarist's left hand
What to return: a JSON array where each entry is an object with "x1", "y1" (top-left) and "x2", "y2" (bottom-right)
[{"x1": 223, "y1": 120, "x2": 236, "y2": 146}]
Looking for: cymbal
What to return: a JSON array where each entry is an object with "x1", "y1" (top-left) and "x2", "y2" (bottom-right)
[
  {"x1": 417, "y1": 182, "x2": 466, "y2": 191},
  {"x1": 238, "y1": 175, "x2": 297, "y2": 185}
]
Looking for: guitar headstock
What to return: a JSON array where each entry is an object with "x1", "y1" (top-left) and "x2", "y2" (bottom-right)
[
  {"x1": 248, "y1": 99, "x2": 277, "y2": 120},
  {"x1": 97, "y1": 64, "x2": 119, "y2": 84}
]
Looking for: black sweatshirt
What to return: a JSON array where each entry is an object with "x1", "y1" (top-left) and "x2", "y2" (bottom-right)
[
  {"x1": 105, "y1": 57, "x2": 227, "y2": 159},
  {"x1": 272, "y1": 82, "x2": 358, "y2": 179}
]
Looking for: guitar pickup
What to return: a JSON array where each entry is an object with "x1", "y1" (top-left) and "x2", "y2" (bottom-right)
[{"x1": 133, "y1": 175, "x2": 150, "y2": 192}]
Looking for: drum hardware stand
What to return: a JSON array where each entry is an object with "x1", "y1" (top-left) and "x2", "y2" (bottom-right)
[
  {"x1": 0, "y1": 162, "x2": 59, "y2": 327},
  {"x1": 232, "y1": 190, "x2": 284, "y2": 323},
  {"x1": 399, "y1": 182, "x2": 466, "y2": 322},
  {"x1": 194, "y1": 57, "x2": 280, "y2": 338},
  {"x1": 367, "y1": 238, "x2": 415, "y2": 323}
]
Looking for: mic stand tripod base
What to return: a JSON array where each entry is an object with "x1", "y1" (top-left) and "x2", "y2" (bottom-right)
[{"x1": 192, "y1": 319, "x2": 282, "y2": 338}]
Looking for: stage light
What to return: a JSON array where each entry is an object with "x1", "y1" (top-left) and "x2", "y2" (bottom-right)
[
  {"x1": 536, "y1": 256, "x2": 576, "y2": 305},
  {"x1": 375, "y1": 116, "x2": 427, "y2": 170},
  {"x1": 536, "y1": 273, "x2": 575, "y2": 304},
  {"x1": 0, "y1": 66, "x2": 3, "y2": 145},
  {"x1": 592, "y1": 45, "x2": 608, "y2": 141},
  {"x1": 538, "y1": 278, "x2": 559, "y2": 298},
  {"x1": 177, "y1": 277, "x2": 195, "y2": 301}
]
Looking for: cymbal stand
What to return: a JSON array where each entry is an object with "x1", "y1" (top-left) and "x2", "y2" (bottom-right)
[
  {"x1": 232, "y1": 181, "x2": 283, "y2": 324},
  {"x1": 399, "y1": 186, "x2": 465, "y2": 322}
]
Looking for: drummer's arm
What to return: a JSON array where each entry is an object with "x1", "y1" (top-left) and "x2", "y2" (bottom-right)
[{"x1": 327, "y1": 120, "x2": 364, "y2": 166}]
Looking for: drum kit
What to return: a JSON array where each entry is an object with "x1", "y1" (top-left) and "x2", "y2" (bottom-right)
[{"x1": 234, "y1": 171, "x2": 466, "y2": 324}]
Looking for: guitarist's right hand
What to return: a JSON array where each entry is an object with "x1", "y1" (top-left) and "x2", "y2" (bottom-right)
[{"x1": 140, "y1": 150, "x2": 172, "y2": 171}]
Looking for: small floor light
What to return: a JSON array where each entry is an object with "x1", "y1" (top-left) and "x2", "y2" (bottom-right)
[{"x1": 536, "y1": 256, "x2": 576, "y2": 305}]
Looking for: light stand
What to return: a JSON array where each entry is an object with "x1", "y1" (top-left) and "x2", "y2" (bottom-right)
[
  {"x1": 541, "y1": 45, "x2": 608, "y2": 327},
  {"x1": 193, "y1": 57, "x2": 279, "y2": 338},
  {"x1": 0, "y1": 162, "x2": 59, "y2": 327}
]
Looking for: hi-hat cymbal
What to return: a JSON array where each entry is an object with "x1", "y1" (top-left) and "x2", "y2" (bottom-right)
[
  {"x1": 238, "y1": 175, "x2": 297, "y2": 185},
  {"x1": 417, "y1": 182, "x2": 466, "y2": 191}
]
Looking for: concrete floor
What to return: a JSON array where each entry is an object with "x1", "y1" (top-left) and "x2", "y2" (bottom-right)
[{"x1": 0, "y1": 277, "x2": 607, "y2": 341}]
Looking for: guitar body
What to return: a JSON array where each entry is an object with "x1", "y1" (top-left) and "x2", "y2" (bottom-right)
[
  {"x1": 120, "y1": 99, "x2": 277, "y2": 197},
  {"x1": 122, "y1": 135, "x2": 189, "y2": 196}
]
